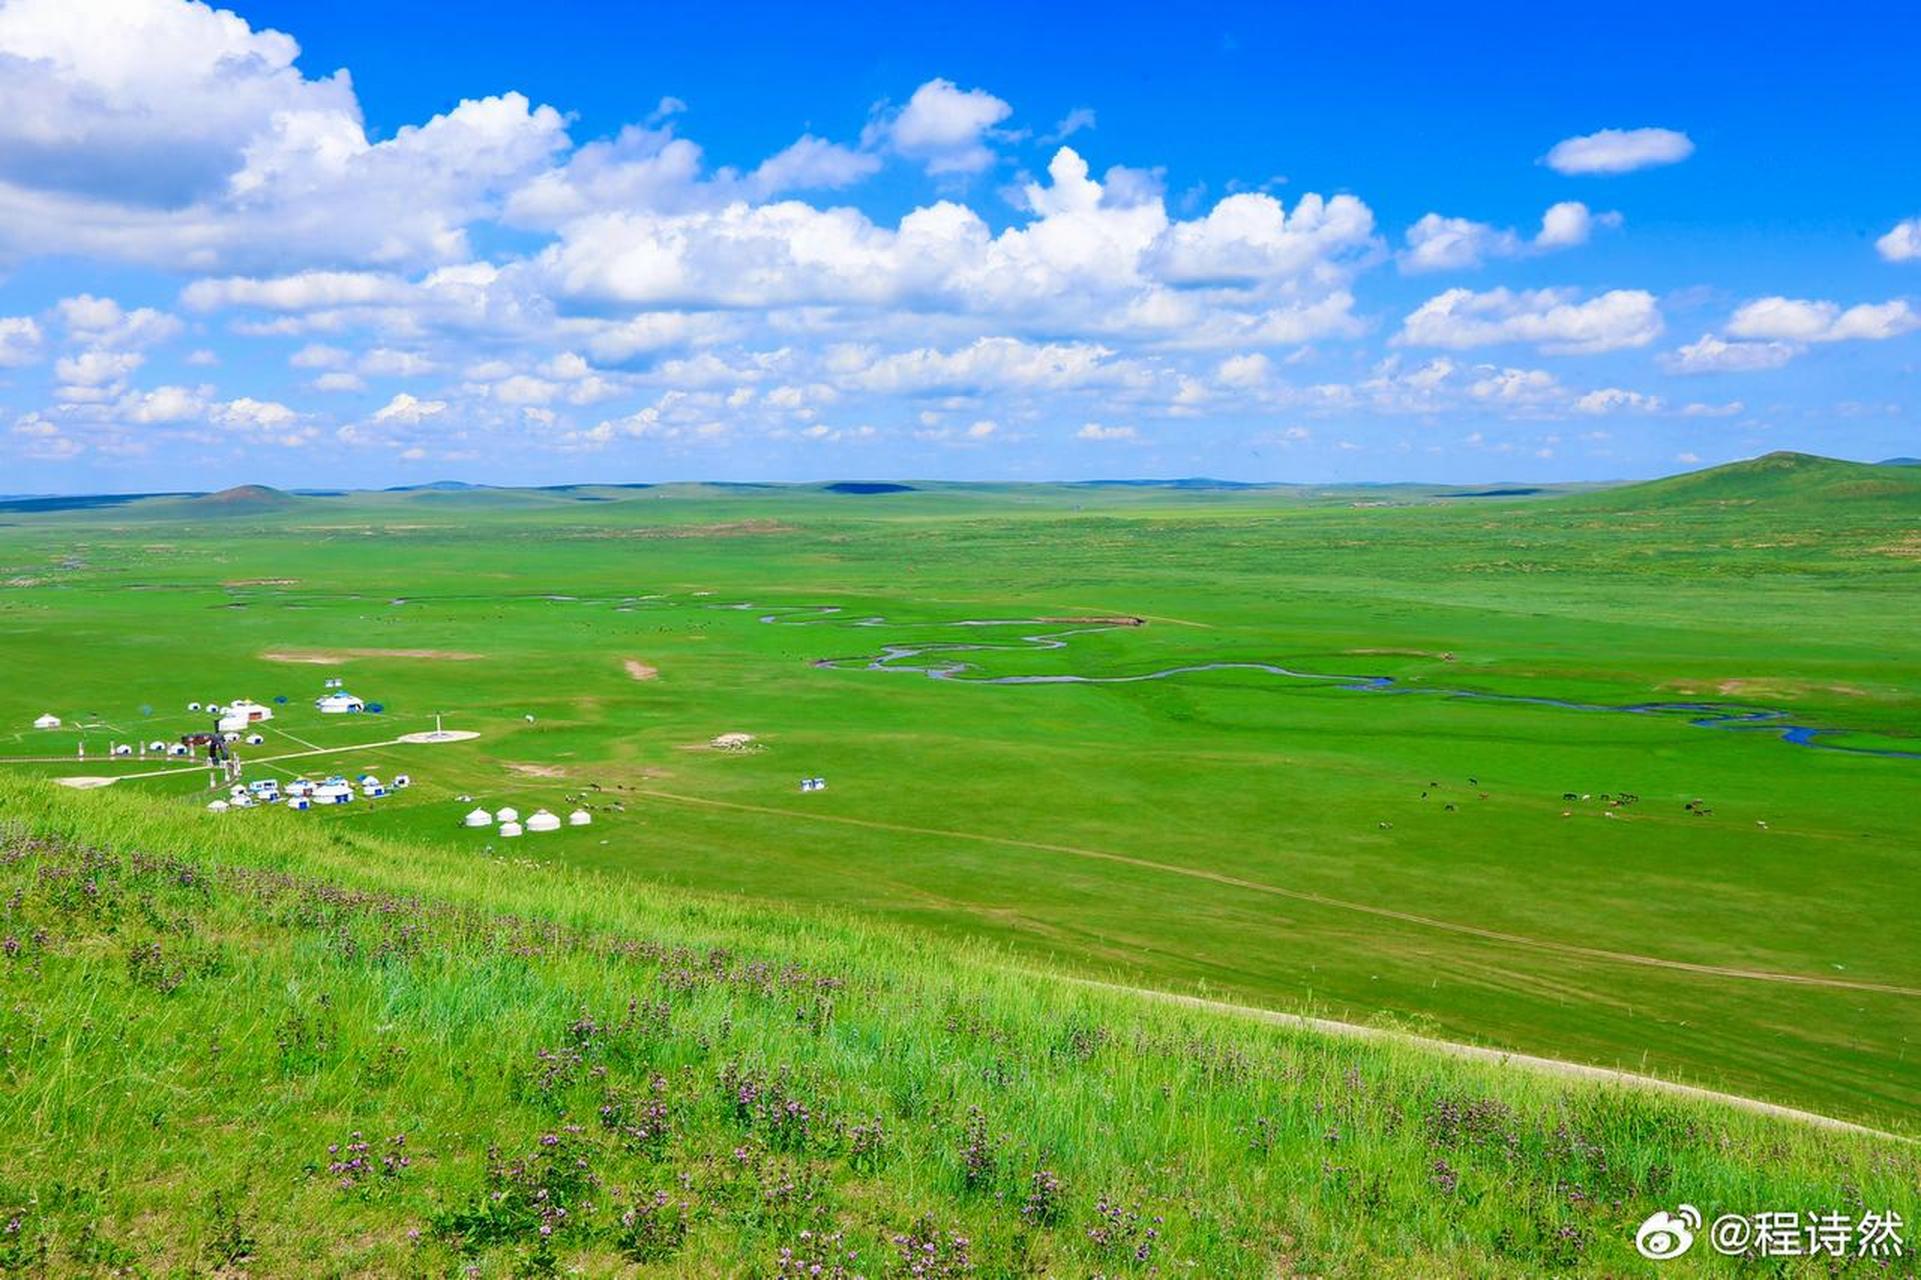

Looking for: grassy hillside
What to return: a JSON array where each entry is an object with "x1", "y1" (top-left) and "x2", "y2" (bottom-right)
[
  {"x1": 1572, "y1": 451, "x2": 1921, "y2": 510},
  {"x1": 0, "y1": 776, "x2": 1911, "y2": 1277}
]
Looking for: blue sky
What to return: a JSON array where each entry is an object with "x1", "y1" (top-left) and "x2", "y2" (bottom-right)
[{"x1": 1, "y1": 0, "x2": 1917, "y2": 492}]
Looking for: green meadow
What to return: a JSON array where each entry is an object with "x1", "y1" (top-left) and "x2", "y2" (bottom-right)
[
  {"x1": 0, "y1": 449, "x2": 1916, "y2": 1156},
  {"x1": 2, "y1": 778, "x2": 1914, "y2": 1276}
]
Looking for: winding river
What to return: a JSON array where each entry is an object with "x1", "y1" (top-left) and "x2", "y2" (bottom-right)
[{"x1": 722, "y1": 602, "x2": 1920, "y2": 762}]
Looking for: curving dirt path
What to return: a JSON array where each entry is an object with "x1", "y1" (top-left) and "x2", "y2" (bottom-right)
[
  {"x1": 629, "y1": 787, "x2": 1921, "y2": 999},
  {"x1": 1057, "y1": 977, "x2": 1907, "y2": 1140}
]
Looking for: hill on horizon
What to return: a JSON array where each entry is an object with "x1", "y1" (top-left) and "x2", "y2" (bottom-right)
[
  {"x1": 173, "y1": 483, "x2": 300, "y2": 514},
  {"x1": 1568, "y1": 450, "x2": 1921, "y2": 510}
]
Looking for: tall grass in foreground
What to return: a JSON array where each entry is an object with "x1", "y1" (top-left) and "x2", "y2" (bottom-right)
[{"x1": 0, "y1": 778, "x2": 1912, "y2": 1277}]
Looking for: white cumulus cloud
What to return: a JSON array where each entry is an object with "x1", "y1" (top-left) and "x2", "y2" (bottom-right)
[
  {"x1": 1397, "y1": 287, "x2": 1662, "y2": 354},
  {"x1": 1543, "y1": 127, "x2": 1694, "y2": 175},
  {"x1": 1877, "y1": 218, "x2": 1921, "y2": 263},
  {"x1": 1726, "y1": 296, "x2": 1919, "y2": 343},
  {"x1": 371, "y1": 392, "x2": 447, "y2": 424},
  {"x1": 0, "y1": 316, "x2": 42, "y2": 367},
  {"x1": 1660, "y1": 333, "x2": 1799, "y2": 374},
  {"x1": 870, "y1": 78, "x2": 1012, "y2": 176},
  {"x1": 1400, "y1": 201, "x2": 1614, "y2": 273}
]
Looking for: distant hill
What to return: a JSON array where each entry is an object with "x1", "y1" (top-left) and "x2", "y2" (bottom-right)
[
  {"x1": 1070, "y1": 477, "x2": 1268, "y2": 490},
  {"x1": 1573, "y1": 451, "x2": 1921, "y2": 509},
  {"x1": 176, "y1": 484, "x2": 299, "y2": 514},
  {"x1": 1880, "y1": 457, "x2": 1921, "y2": 467},
  {"x1": 822, "y1": 481, "x2": 916, "y2": 494},
  {"x1": 0, "y1": 491, "x2": 186, "y2": 514}
]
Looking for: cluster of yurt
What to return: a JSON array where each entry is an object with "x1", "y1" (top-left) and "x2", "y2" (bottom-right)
[
  {"x1": 463, "y1": 803, "x2": 592, "y2": 837},
  {"x1": 207, "y1": 771, "x2": 415, "y2": 815},
  {"x1": 799, "y1": 776, "x2": 828, "y2": 792}
]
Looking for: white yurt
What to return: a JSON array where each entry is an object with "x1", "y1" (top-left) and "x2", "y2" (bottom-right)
[
  {"x1": 463, "y1": 808, "x2": 493, "y2": 828},
  {"x1": 148, "y1": 740, "x2": 167, "y2": 752},
  {"x1": 286, "y1": 796, "x2": 311, "y2": 811},
  {"x1": 499, "y1": 821, "x2": 524, "y2": 838},
  {"x1": 206, "y1": 799, "x2": 229, "y2": 813},
  {"x1": 393, "y1": 774, "x2": 411, "y2": 789},
  {"x1": 496, "y1": 806, "x2": 520, "y2": 823},
  {"x1": 188, "y1": 702, "x2": 201, "y2": 712},
  {"x1": 245, "y1": 733, "x2": 265, "y2": 746},
  {"x1": 112, "y1": 743, "x2": 132, "y2": 756},
  {"x1": 33, "y1": 713, "x2": 60, "y2": 729},
  {"x1": 526, "y1": 809, "x2": 561, "y2": 833},
  {"x1": 568, "y1": 809, "x2": 592, "y2": 826}
]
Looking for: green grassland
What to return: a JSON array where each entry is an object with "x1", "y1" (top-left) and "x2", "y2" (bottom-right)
[
  {"x1": 0, "y1": 451, "x2": 1916, "y2": 1153},
  {"x1": 0, "y1": 777, "x2": 1915, "y2": 1277}
]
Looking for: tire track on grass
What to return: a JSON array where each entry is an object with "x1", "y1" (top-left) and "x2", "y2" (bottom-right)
[
  {"x1": 1055, "y1": 978, "x2": 1908, "y2": 1140},
  {"x1": 630, "y1": 788, "x2": 1921, "y2": 999}
]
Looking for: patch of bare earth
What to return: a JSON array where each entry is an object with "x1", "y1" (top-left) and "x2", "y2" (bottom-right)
[
  {"x1": 1666, "y1": 678, "x2": 1872, "y2": 700},
  {"x1": 260, "y1": 648, "x2": 485, "y2": 663},
  {"x1": 1867, "y1": 532, "x2": 1921, "y2": 559},
  {"x1": 1039, "y1": 615, "x2": 1145, "y2": 626},
  {"x1": 1345, "y1": 647, "x2": 1458, "y2": 661},
  {"x1": 623, "y1": 659, "x2": 659, "y2": 681},
  {"x1": 506, "y1": 762, "x2": 568, "y2": 778}
]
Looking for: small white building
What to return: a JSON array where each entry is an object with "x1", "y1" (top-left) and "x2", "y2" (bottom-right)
[
  {"x1": 499, "y1": 820, "x2": 524, "y2": 838},
  {"x1": 187, "y1": 702, "x2": 201, "y2": 712},
  {"x1": 33, "y1": 713, "x2": 60, "y2": 729},
  {"x1": 245, "y1": 733, "x2": 265, "y2": 746},
  {"x1": 314, "y1": 782, "x2": 354, "y2": 805},
  {"x1": 568, "y1": 809, "x2": 593, "y2": 827},
  {"x1": 315, "y1": 692, "x2": 366, "y2": 714},
  {"x1": 206, "y1": 799, "x2": 229, "y2": 813},
  {"x1": 221, "y1": 699, "x2": 273, "y2": 727},
  {"x1": 362, "y1": 783, "x2": 388, "y2": 799},
  {"x1": 286, "y1": 796, "x2": 311, "y2": 811},
  {"x1": 393, "y1": 774, "x2": 411, "y2": 789},
  {"x1": 111, "y1": 743, "x2": 132, "y2": 756},
  {"x1": 526, "y1": 809, "x2": 561, "y2": 833},
  {"x1": 463, "y1": 808, "x2": 493, "y2": 828},
  {"x1": 286, "y1": 779, "x2": 316, "y2": 797},
  {"x1": 167, "y1": 743, "x2": 189, "y2": 757},
  {"x1": 496, "y1": 806, "x2": 520, "y2": 824}
]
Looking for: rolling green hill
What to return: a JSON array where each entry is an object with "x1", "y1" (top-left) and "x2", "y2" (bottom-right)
[
  {"x1": 1573, "y1": 450, "x2": 1921, "y2": 510},
  {"x1": 0, "y1": 776, "x2": 1910, "y2": 1277}
]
